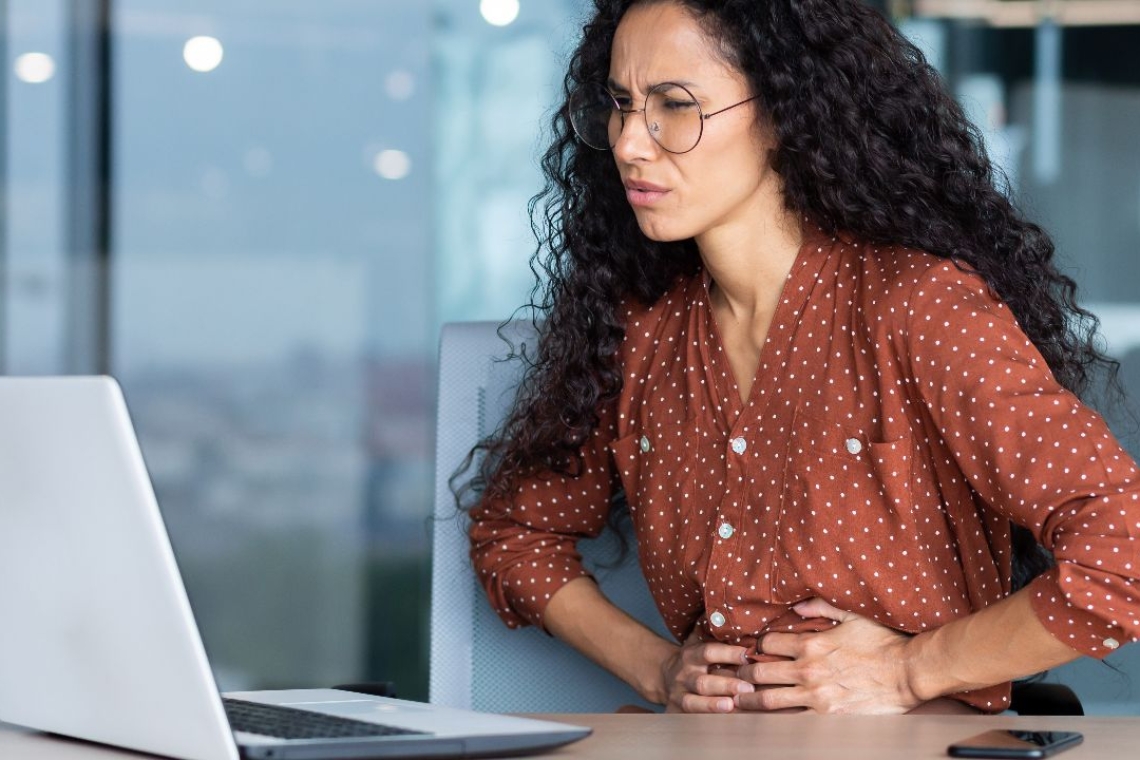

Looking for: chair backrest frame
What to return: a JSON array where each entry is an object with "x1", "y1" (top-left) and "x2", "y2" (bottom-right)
[{"x1": 429, "y1": 321, "x2": 669, "y2": 713}]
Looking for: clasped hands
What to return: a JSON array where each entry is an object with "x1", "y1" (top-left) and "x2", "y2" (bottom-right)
[{"x1": 661, "y1": 598, "x2": 920, "y2": 714}]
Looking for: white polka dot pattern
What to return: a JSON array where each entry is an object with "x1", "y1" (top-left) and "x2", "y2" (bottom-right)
[{"x1": 468, "y1": 226, "x2": 1140, "y2": 714}]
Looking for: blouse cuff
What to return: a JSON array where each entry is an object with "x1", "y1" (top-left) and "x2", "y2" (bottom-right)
[
  {"x1": 950, "y1": 683, "x2": 1010, "y2": 714},
  {"x1": 494, "y1": 558, "x2": 592, "y2": 632},
  {"x1": 1027, "y1": 566, "x2": 1131, "y2": 659}
]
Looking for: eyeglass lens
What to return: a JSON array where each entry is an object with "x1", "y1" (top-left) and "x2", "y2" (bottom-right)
[{"x1": 569, "y1": 83, "x2": 705, "y2": 154}]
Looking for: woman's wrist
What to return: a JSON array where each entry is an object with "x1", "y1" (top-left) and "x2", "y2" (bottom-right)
[
  {"x1": 901, "y1": 627, "x2": 952, "y2": 704},
  {"x1": 635, "y1": 638, "x2": 678, "y2": 705}
]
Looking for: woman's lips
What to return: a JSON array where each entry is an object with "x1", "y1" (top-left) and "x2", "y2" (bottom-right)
[{"x1": 624, "y1": 180, "x2": 670, "y2": 207}]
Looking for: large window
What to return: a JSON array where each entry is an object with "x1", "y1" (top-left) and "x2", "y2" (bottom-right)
[
  {"x1": 4, "y1": 0, "x2": 583, "y2": 702},
  {"x1": 111, "y1": 0, "x2": 438, "y2": 694},
  {"x1": 3, "y1": 0, "x2": 1138, "y2": 712}
]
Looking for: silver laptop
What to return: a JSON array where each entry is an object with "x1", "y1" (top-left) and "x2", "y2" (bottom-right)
[{"x1": 0, "y1": 376, "x2": 590, "y2": 760}]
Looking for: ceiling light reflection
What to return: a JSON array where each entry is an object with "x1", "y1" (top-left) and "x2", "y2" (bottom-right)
[
  {"x1": 480, "y1": 0, "x2": 520, "y2": 27},
  {"x1": 373, "y1": 150, "x2": 411, "y2": 181},
  {"x1": 14, "y1": 52, "x2": 56, "y2": 84},
  {"x1": 386, "y1": 70, "x2": 415, "y2": 101},
  {"x1": 184, "y1": 36, "x2": 224, "y2": 73}
]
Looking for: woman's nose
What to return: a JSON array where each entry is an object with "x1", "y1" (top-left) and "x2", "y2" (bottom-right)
[{"x1": 611, "y1": 109, "x2": 659, "y2": 163}]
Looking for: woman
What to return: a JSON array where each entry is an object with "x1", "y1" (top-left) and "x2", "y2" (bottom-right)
[{"x1": 464, "y1": 0, "x2": 1140, "y2": 714}]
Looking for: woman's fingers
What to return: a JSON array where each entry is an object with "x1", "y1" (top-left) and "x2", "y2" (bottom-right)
[
  {"x1": 685, "y1": 641, "x2": 749, "y2": 668},
  {"x1": 679, "y1": 693, "x2": 738, "y2": 713},
  {"x1": 733, "y1": 685, "x2": 810, "y2": 712},
  {"x1": 736, "y1": 659, "x2": 800, "y2": 686},
  {"x1": 663, "y1": 639, "x2": 755, "y2": 712},
  {"x1": 732, "y1": 609, "x2": 918, "y2": 714},
  {"x1": 753, "y1": 631, "x2": 800, "y2": 659},
  {"x1": 681, "y1": 671, "x2": 755, "y2": 697},
  {"x1": 792, "y1": 597, "x2": 852, "y2": 622}
]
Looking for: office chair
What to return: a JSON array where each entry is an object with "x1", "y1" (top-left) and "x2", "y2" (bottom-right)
[
  {"x1": 427, "y1": 320, "x2": 1081, "y2": 716},
  {"x1": 429, "y1": 321, "x2": 667, "y2": 713},
  {"x1": 1010, "y1": 681, "x2": 1082, "y2": 716}
]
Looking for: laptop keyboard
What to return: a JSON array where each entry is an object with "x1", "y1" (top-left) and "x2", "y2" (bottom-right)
[{"x1": 223, "y1": 698, "x2": 430, "y2": 740}]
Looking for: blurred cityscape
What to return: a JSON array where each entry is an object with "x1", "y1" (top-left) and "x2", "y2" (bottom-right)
[{"x1": 122, "y1": 352, "x2": 434, "y2": 695}]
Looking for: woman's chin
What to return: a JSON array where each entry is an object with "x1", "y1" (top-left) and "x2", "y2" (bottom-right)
[{"x1": 635, "y1": 219, "x2": 688, "y2": 243}]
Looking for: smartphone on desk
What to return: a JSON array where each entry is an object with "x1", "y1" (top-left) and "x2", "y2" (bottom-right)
[{"x1": 947, "y1": 730, "x2": 1083, "y2": 758}]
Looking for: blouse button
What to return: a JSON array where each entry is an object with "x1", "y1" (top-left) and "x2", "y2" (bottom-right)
[
  {"x1": 730, "y1": 437, "x2": 748, "y2": 455},
  {"x1": 1104, "y1": 637, "x2": 1120, "y2": 650},
  {"x1": 845, "y1": 438, "x2": 863, "y2": 455},
  {"x1": 718, "y1": 523, "x2": 734, "y2": 540},
  {"x1": 640, "y1": 435, "x2": 651, "y2": 453},
  {"x1": 709, "y1": 611, "x2": 726, "y2": 627}
]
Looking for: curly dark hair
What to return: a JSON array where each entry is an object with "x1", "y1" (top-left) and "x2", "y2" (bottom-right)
[{"x1": 460, "y1": 0, "x2": 1120, "y2": 591}]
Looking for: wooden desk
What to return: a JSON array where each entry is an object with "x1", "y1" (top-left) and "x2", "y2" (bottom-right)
[
  {"x1": 3, "y1": 713, "x2": 1138, "y2": 759},
  {"x1": 538, "y1": 714, "x2": 1139, "y2": 759}
]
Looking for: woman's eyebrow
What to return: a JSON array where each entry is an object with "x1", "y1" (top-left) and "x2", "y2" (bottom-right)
[
  {"x1": 605, "y1": 78, "x2": 630, "y2": 94},
  {"x1": 606, "y1": 77, "x2": 702, "y2": 94}
]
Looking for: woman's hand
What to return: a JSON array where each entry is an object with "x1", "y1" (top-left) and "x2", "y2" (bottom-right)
[
  {"x1": 733, "y1": 598, "x2": 921, "y2": 714},
  {"x1": 660, "y1": 631, "x2": 755, "y2": 713}
]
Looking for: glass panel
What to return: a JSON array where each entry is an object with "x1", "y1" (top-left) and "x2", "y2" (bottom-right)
[
  {"x1": 900, "y1": 5, "x2": 1140, "y2": 458},
  {"x1": 433, "y1": 0, "x2": 588, "y2": 324},
  {"x1": 113, "y1": 0, "x2": 434, "y2": 696}
]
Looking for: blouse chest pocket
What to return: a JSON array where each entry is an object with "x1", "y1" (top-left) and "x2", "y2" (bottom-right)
[
  {"x1": 788, "y1": 409, "x2": 913, "y2": 481},
  {"x1": 777, "y1": 408, "x2": 920, "y2": 584},
  {"x1": 609, "y1": 415, "x2": 722, "y2": 519}
]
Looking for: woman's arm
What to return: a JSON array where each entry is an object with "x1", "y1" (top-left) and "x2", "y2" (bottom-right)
[
  {"x1": 899, "y1": 261, "x2": 1140, "y2": 661},
  {"x1": 469, "y1": 396, "x2": 752, "y2": 711},
  {"x1": 544, "y1": 576, "x2": 756, "y2": 711},
  {"x1": 543, "y1": 578, "x2": 674, "y2": 703},
  {"x1": 904, "y1": 588, "x2": 1081, "y2": 701},
  {"x1": 468, "y1": 402, "x2": 622, "y2": 631},
  {"x1": 470, "y1": 362, "x2": 763, "y2": 712}
]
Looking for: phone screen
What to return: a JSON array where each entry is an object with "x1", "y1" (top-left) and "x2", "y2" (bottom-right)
[{"x1": 947, "y1": 730, "x2": 1083, "y2": 758}]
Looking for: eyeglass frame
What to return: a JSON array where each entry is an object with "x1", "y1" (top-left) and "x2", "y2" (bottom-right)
[{"x1": 572, "y1": 81, "x2": 760, "y2": 155}]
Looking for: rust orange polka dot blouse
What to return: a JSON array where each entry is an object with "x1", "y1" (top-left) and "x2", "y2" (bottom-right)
[{"x1": 468, "y1": 226, "x2": 1140, "y2": 713}]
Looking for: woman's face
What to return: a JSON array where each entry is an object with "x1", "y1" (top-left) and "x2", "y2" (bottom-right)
[{"x1": 608, "y1": 1, "x2": 779, "y2": 245}]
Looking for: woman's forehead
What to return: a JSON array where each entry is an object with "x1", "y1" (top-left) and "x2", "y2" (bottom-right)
[{"x1": 609, "y1": 2, "x2": 742, "y2": 94}]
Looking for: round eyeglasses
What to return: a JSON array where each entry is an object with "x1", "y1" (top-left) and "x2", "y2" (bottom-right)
[{"x1": 569, "y1": 82, "x2": 758, "y2": 155}]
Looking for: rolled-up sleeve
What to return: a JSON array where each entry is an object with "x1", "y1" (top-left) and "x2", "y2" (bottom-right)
[
  {"x1": 468, "y1": 400, "x2": 621, "y2": 630},
  {"x1": 904, "y1": 261, "x2": 1140, "y2": 658}
]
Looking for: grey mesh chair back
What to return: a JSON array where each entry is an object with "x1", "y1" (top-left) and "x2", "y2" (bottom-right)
[{"x1": 429, "y1": 321, "x2": 669, "y2": 713}]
